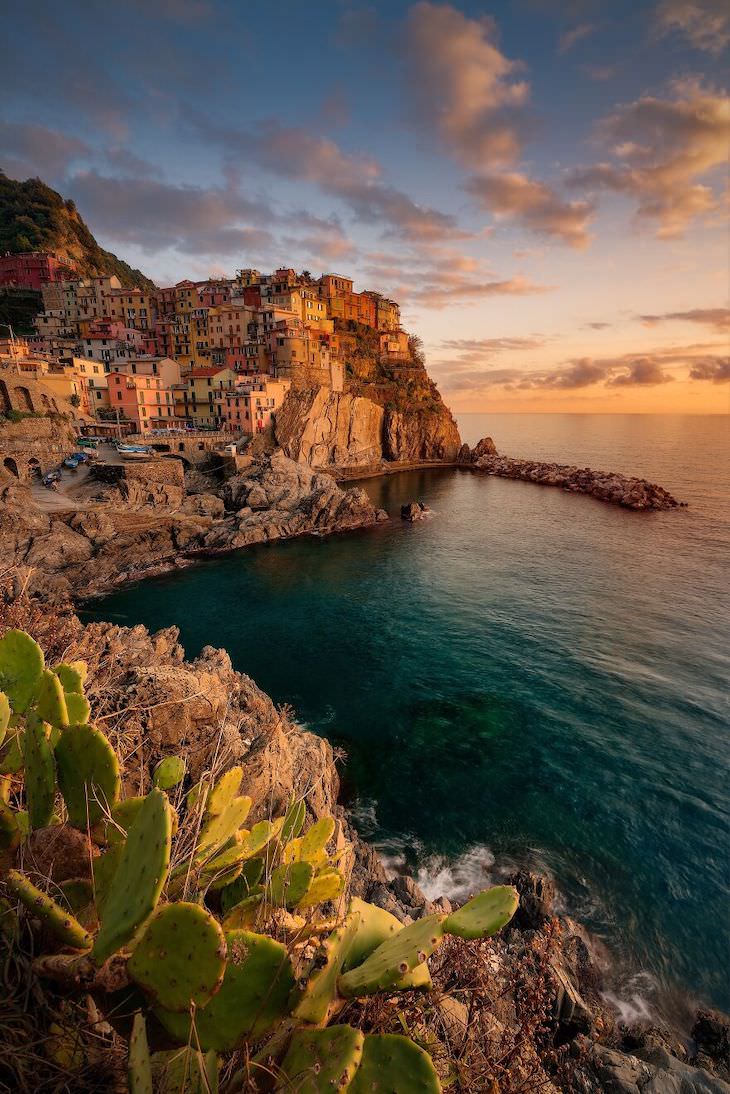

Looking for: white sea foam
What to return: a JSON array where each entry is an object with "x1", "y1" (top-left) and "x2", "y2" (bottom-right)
[
  {"x1": 414, "y1": 845, "x2": 498, "y2": 903},
  {"x1": 602, "y1": 971, "x2": 659, "y2": 1026}
]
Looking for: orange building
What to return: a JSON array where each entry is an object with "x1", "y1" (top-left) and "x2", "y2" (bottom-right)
[{"x1": 107, "y1": 371, "x2": 179, "y2": 432}]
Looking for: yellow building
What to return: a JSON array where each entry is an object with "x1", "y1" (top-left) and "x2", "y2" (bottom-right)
[{"x1": 185, "y1": 366, "x2": 239, "y2": 427}]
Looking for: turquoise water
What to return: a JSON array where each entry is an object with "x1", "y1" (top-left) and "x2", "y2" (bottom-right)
[{"x1": 85, "y1": 414, "x2": 730, "y2": 1020}]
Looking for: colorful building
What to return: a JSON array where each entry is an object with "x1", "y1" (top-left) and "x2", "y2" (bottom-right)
[
  {"x1": 107, "y1": 371, "x2": 179, "y2": 432},
  {"x1": 218, "y1": 377, "x2": 291, "y2": 435},
  {"x1": 0, "y1": 251, "x2": 78, "y2": 290}
]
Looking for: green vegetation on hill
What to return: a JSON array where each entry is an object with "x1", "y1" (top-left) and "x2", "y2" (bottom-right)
[
  {"x1": 0, "y1": 288, "x2": 43, "y2": 336},
  {"x1": 0, "y1": 173, "x2": 154, "y2": 289}
]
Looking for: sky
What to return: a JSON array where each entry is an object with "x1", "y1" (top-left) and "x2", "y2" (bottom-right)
[{"x1": 1, "y1": 0, "x2": 728, "y2": 413}]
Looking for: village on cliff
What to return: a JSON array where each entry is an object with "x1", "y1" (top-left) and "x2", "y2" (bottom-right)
[{"x1": 0, "y1": 251, "x2": 414, "y2": 473}]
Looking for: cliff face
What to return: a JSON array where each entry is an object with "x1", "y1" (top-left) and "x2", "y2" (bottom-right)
[{"x1": 275, "y1": 322, "x2": 461, "y2": 469}]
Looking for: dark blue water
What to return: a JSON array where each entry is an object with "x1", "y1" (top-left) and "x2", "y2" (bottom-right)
[{"x1": 85, "y1": 414, "x2": 730, "y2": 1020}]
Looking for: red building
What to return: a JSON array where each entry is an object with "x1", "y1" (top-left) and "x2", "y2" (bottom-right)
[{"x1": 0, "y1": 252, "x2": 78, "y2": 290}]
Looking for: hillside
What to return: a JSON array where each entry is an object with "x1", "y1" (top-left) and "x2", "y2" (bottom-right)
[{"x1": 0, "y1": 173, "x2": 154, "y2": 289}]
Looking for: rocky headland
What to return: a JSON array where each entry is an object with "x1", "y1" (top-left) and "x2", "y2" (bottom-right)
[{"x1": 459, "y1": 437, "x2": 685, "y2": 511}]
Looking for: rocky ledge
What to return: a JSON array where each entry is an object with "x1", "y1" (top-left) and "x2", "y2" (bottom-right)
[
  {"x1": 459, "y1": 437, "x2": 685, "y2": 511},
  {"x1": 0, "y1": 450, "x2": 387, "y2": 603}
]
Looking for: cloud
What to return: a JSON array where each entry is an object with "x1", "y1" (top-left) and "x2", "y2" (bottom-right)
[
  {"x1": 104, "y1": 147, "x2": 163, "y2": 179},
  {"x1": 412, "y1": 276, "x2": 552, "y2": 308},
  {"x1": 606, "y1": 358, "x2": 674, "y2": 385},
  {"x1": 440, "y1": 337, "x2": 546, "y2": 354},
  {"x1": 655, "y1": 0, "x2": 730, "y2": 53},
  {"x1": 558, "y1": 23, "x2": 596, "y2": 52},
  {"x1": 0, "y1": 122, "x2": 90, "y2": 181},
  {"x1": 466, "y1": 172, "x2": 594, "y2": 247},
  {"x1": 567, "y1": 79, "x2": 730, "y2": 237},
  {"x1": 638, "y1": 307, "x2": 730, "y2": 330},
  {"x1": 403, "y1": 1, "x2": 531, "y2": 168},
  {"x1": 688, "y1": 357, "x2": 730, "y2": 381},
  {"x1": 581, "y1": 64, "x2": 617, "y2": 81},
  {"x1": 587, "y1": 321, "x2": 612, "y2": 329},
  {"x1": 191, "y1": 116, "x2": 464, "y2": 244},
  {"x1": 66, "y1": 170, "x2": 274, "y2": 255}
]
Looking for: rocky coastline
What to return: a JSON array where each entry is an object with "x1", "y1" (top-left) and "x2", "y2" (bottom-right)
[
  {"x1": 459, "y1": 437, "x2": 685, "y2": 511},
  {"x1": 2, "y1": 590, "x2": 727, "y2": 1093}
]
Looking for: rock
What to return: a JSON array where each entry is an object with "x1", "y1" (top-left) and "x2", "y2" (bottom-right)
[
  {"x1": 24, "y1": 825, "x2": 99, "y2": 883},
  {"x1": 693, "y1": 1010, "x2": 730, "y2": 1081},
  {"x1": 508, "y1": 869, "x2": 556, "y2": 930},
  {"x1": 184, "y1": 468, "x2": 215, "y2": 495},
  {"x1": 471, "y1": 436, "x2": 498, "y2": 460},
  {"x1": 579, "y1": 1043, "x2": 730, "y2": 1093},
  {"x1": 180, "y1": 492, "x2": 224, "y2": 519},
  {"x1": 468, "y1": 452, "x2": 683, "y2": 511},
  {"x1": 401, "y1": 501, "x2": 430, "y2": 521},
  {"x1": 276, "y1": 387, "x2": 385, "y2": 467},
  {"x1": 383, "y1": 404, "x2": 461, "y2": 463}
]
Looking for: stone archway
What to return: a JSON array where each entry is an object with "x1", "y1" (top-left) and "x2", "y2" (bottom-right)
[
  {"x1": 0, "y1": 380, "x2": 10, "y2": 413},
  {"x1": 3, "y1": 457, "x2": 19, "y2": 477},
  {"x1": 28, "y1": 457, "x2": 41, "y2": 478}
]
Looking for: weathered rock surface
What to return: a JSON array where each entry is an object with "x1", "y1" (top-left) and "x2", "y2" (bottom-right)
[
  {"x1": 275, "y1": 387, "x2": 384, "y2": 467},
  {"x1": 275, "y1": 384, "x2": 461, "y2": 469},
  {"x1": 462, "y1": 437, "x2": 684, "y2": 511},
  {"x1": 0, "y1": 452, "x2": 386, "y2": 602},
  {"x1": 401, "y1": 500, "x2": 431, "y2": 521}
]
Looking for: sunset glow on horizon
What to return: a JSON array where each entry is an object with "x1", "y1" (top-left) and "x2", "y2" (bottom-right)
[{"x1": 2, "y1": 0, "x2": 728, "y2": 413}]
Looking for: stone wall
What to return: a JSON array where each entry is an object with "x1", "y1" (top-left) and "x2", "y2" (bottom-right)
[
  {"x1": 126, "y1": 431, "x2": 232, "y2": 466},
  {"x1": 0, "y1": 364, "x2": 78, "y2": 419},
  {"x1": 0, "y1": 415, "x2": 76, "y2": 481},
  {"x1": 91, "y1": 458, "x2": 185, "y2": 489}
]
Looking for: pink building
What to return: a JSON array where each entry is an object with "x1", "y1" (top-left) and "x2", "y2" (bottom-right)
[{"x1": 107, "y1": 371, "x2": 180, "y2": 432}]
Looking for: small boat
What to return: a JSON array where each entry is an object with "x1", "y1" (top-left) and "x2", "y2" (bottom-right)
[
  {"x1": 121, "y1": 450, "x2": 153, "y2": 461},
  {"x1": 63, "y1": 458, "x2": 79, "y2": 469},
  {"x1": 71, "y1": 452, "x2": 89, "y2": 463}
]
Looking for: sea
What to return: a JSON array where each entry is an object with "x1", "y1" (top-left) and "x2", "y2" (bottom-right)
[{"x1": 84, "y1": 413, "x2": 730, "y2": 1024}]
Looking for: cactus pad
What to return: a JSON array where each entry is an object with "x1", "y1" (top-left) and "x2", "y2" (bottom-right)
[
  {"x1": 295, "y1": 866, "x2": 344, "y2": 911},
  {"x1": 128, "y1": 1012, "x2": 153, "y2": 1094},
  {"x1": 64, "y1": 692, "x2": 91, "y2": 726},
  {"x1": 220, "y1": 858, "x2": 264, "y2": 914},
  {"x1": 292, "y1": 910, "x2": 361, "y2": 1025},
  {"x1": 92, "y1": 788, "x2": 172, "y2": 965},
  {"x1": 349, "y1": 1033, "x2": 441, "y2": 1094},
  {"x1": 153, "y1": 756, "x2": 186, "y2": 791},
  {"x1": 156, "y1": 930, "x2": 295, "y2": 1051},
  {"x1": 0, "y1": 800, "x2": 22, "y2": 851},
  {"x1": 195, "y1": 796, "x2": 252, "y2": 860},
  {"x1": 150, "y1": 1048, "x2": 219, "y2": 1094},
  {"x1": 55, "y1": 723, "x2": 120, "y2": 828},
  {"x1": 221, "y1": 893, "x2": 263, "y2": 931},
  {"x1": 0, "y1": 692, "x2": 10, "y2": 746},
  {"x1": 23, "y1": 713, "x2": 56, "y2": 830},
  {"x1": 443, "y1": 885, "x2": 519, "y2": 939},
  {"x1": 207, "y1": 766, "x2": 243, "y2": 814},
  {"x1": 278, "y1": 1025, "x2": 364, "y2": 1093},
  {"x1": 93, "y1": 842, "x2": 124, "y2": 916},
  {"x1": 340, "y1": 898, "x2": 432, "y2": 989},
  {"x1": 7, "y1": 869, "x2": 92, "y2": 950},
  {"x1": 53, "y1": 662, "x2": 87, "y2": 694},
  {"x1": 338, "y1": 914, "x2": 445, "y2": 998},
  {"x1": 268, "y1": 861, "x2": 313, "y2": 908},
  {"x1": 128, "y1": 902, "x2": 227, "y2": 1011},
  {"x1": 300, "y1": 816, "x2": 335, "y2": 859},
  {"x1": 108, "y1": 796, "x2": 145, "y2": 844},
  {"x1": 36, "y1": 670, "x2": 69, "y2": 729},
  {"x1": 281, "y1": 798, "x2": 306, "y2": 843},
  {"x1": 0, "y1": 629, "x2": 44, "y2": 714}
]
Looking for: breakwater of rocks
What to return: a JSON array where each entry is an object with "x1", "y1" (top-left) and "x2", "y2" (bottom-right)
[{"x1": 459, "y1": 437, "x2": 685, "y2": 511}]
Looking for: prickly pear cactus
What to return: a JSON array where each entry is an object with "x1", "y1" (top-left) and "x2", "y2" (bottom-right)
[
  {"x1": 36, "y1": 670, "x2": 68, "y2": 729},
  {"x1": 268, "y1": 861, "x2": 313, "y2": 908},
  {"x1": 156, "y1": 930, "x2": 295, "y2": 1051},
  {"x1": 128, "y1": 902, "x2": 227, "y2": 1011},
  {"x1": 150, "y1": 1047, "x2": 219, "y2": 1094},
  {"x1": 292, "y1": 910, "x2": 361, "y2": 1025},
  {"x1": 338, "y1": 913, "x2": 445, "y2": 998},
  {"x1": 195, "y1": 795, "x2": 252, "y2": 860},
  {"x1": 295, "y1": 866, "x2": 344, "y2": 911},
  {"x1": 220, "y1": 858, "x2": 264, "y2": 914},
  {"x1": 280, "y1": 798, "x2": 306, "y2": 842},
  {"x1": 206, "y1": 766, "x2": 243, "y2": 815},
  {"x1": 277, "y1": 1025, "x2": 364, "y2": 1094},
  {"x1": 92, "y1": 788, "x2": 172, "y2": 965},
  {"x1": 23, "y1": 713, "x2": 56, "y2": 830},
  {"x1": 128, "y1": 1012, "x2": 153, "y2": 1094},
  {"x1": 92, "y1": 842, "x2": 125, "y2": 916},
  {"x1": 343, "y1": 897, "x2": 431, "y2": 989},
  {"x1": 0, "y1": 692, "x2": 11, "y2": 747},
  {"x1": 55, "y1": 723, "x2": 120, "y2": 828},
  {"x1": 7, "y1": 870, "x2": 92, "y2": 950},
  {"x1": 153, "y1": 756, "x2": 186, "y2": 791},
  {"x1": 64, "y1": 692, "x2": 91, "y2": 726},
  {"x1": 349, "y1": 1033, "x2": 442, "y2": 1094},
  {"x1": 443, "y1": 885, "x2": 519, "y2": 939},
  {"x1": 0, "y1": 629, "x2": 44, "y2": 714},
  {"x1": 300, "y1": 816, "x2": 335, "y2": 859},
  {"x1": 53, "y1": 662, "x2": 87, "y2": 695},
  {"x1": 236, "y1": 817, "x2": 284, "y2": 859}
]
